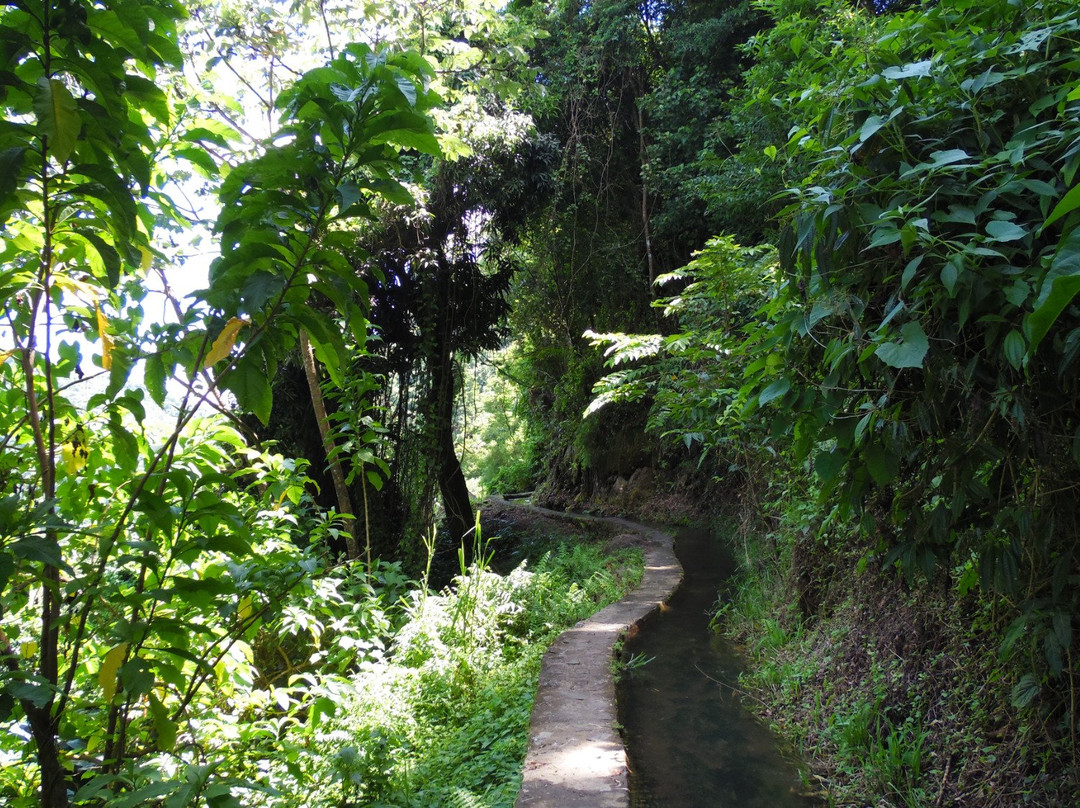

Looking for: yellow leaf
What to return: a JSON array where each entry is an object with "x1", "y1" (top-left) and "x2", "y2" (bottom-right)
[
  {"x1": 62, "y1": 443, "x2": 84, "y2": 475},
  {"x1": 62, "y1": 426, "x2": 89, "y2": 474},
  {"x1": 238, "y1": 594, "x2": 253, "y2": 621},
  {"x1": 99, "y1": 643, "x2": 128, "y2": 704},
  {"x1": 202, "y1": 317, "x2": 247, "y2": 368},
  {"x1": 148, "y1": 692, "x2": 177, "y2": 752},
  {"x1": 138, "y1": 246, "x2": 153, "y2": 272},
  {"x1": 0, "y1": 349, "x2": 17, "y2": 364},
  {"x1": 53, "y1": 274, "x2": 99, "y2": 300},
  {"x1": 96, "y1": 302, "x2": 113, "y2": 370}
]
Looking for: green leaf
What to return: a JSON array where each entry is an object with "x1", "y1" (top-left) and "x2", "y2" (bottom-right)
[
  {"x1": 205, "y1": 787, "x2": 242, "y2": 808},
  {"x1": 1044, "y1": 183, "x2": 1080, "y2": 230},
  {"x1": 358, "y1": 176, "x2": 415, "y2": 206},
  {"x1": 311, "y1": 696, "x2": 337, "y2": 729},
  {"x1": 1027, "y1": 228, "x2": 1080, "y2": 352},
  {"x1": 106, "y1": 346, "x2": 134, "y2": 398},
  {"x1": 222, "y1": 356, "x2": 273, "y2": 424},
  {"x1": 1052, "y1": 612, "x2": 1072, "y2": 651},
  {"x1": 875, "y1": 321, "x2": 929, "y2": 369},
  {"x1": 104, "y1": 782, "x2": 176, "y2": 808},
  {"x1": 108, "y1": 414, "x2": 140, "y2": 471},
  {"x1": 0, "y1": 552, "x2": 14, "y2": 596},
  {"x1": 0, "y1": 147, "x2": 27, "y2": 207},
  {"x1": 865, "y1": 444, "x2": 899, "y2": 485},
  {"x1": 239, "y1": 270, "x2": 287, "y2": 313},
  {"x1": 118, "y1": 658, "x2": 154, "y2": 699},
  {"x1": 883, "y1": 60, "x2": 932, "y2": 80},
  {"x1": 392, "y1": 74, "x2": 419, "y2": 106},
  {"x1": 940, "y1": 260, "x2": 959, "y2": 296},
  {"x1": 337, "y1": 180, "x2": 365, "y2": 215},
  {"x1": 144, "y1": 353, "x2": 167, "y2": 407},
  {"x1": 34, "y1": 77, "x2": 80, "y2": 164},
  {"x1": 814, "y1": 448, "x2": 845, "y2": 483},
  {"x1": 69, "y1": 162, "x2": 140, "y2": 242},
  {"x1": 10, "y1": 535, "x2": 64, "y2": 567},
  {"x1": 174, "y1": 145, "x2": 219, "y2": 178},
  {"x1": 758, "y1": 378, "x2": 791, "y2": 406},
  {"x1": 76, "y1": 230, "x2": 122, "y2": 288},
  {"x1": 8, "y1": 678, "x2": 56, "y2": 709},
  {"x1": 858, "y1": 115, "x2": 885, "y2": 143},
  {"x1": 148, "y1": 692, "x2": 177, "y2": 751},
  {"x1": 136, "y1": 490, "x2": 174, "y2": 532},
  {"x1": 87, "y1": 9, "x2": 148, "y2": 62},
  {"x1": 73, "y1": 775, "x2": 123, "y2": 802},
  {"x1": 373, "y1": 126, "x2": 441, "y2": 153},
  {"x1": 901, "y1": 255, "x2": 923, "y2": 290},
  {"x1": 985, "y1": 220, "x2": 1026, "y2": 242},
  {"x1": 927, "y1": 148, "x2": 971, "y2": 167},
  {"x1": 1003, "y1": 329, "x2": 1026, "y2": 370},
  {"x1": 1010, "y1": 672, "x2": 1040, "y2": 708},
  {"x1": 899, "y1": 147, "x2": 974, "y2": 179}
]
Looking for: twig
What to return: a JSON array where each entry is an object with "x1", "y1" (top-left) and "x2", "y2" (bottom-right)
[
  {"x1": 694, "y1": 663, "x2": 769, "y2": 706},
  {"x1": 933, "y1": 754, "x2": 953, "y2": 808}
]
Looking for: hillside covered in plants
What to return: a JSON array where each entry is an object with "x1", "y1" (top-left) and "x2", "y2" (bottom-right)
[{"x1": 2, "y1": 0, "x2": 1079, "y2": 805}]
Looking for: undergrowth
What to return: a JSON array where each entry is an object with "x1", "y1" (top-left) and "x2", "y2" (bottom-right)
[
  {"x1": 718, "y1": 504, "x2": 1078, "y2": 808},
  {"x1": 0, "y1": 514, "x2": 643, "y2": 807},
  {"x1": 206, "y1": 535, "x2": 643, "y2": 808}
]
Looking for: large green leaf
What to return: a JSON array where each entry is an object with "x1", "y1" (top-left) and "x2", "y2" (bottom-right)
[
  {"x1": 985, "y1": 219, "x2": 1027, "y2": 243},
  {"x1": 1044, "y1": 182, "x2": 1080, "y2": 230},
  {"x1": 758, "y1": 377, "x2": 790, "y2": 406},
  {"x1": 874, "y1": 321, "x2": 929, "y2": 369},
  {"x1": 1010, "y1": 673, "x2": 1041, "y2": 708},
  {"x1": 75, "y1": 229, "x2": 122, "y2": 288},
  {"x1": 86, "y1": 9, "x2": 148, "y2": 63},
  {"x1": 1026, "y1": 228, "x2": 1080, "y2": 352},
  {"x1": 0, "y1": 146, "x2": 26, "y2": 208},
  {"x1": 1003, "y1": 329, "x2": 1026, "y2": 370},
  {"x1": 147, "y1": 692, "x2": 177, "y2": 752},
  {"x1": 221, "y1": 355, "x2": 273, "y2": 424},
  {"x1": 33, "y1": 77, "x2": 80, "y2": 164},
  {"x1": 143, "y1": 352, "x2": 168, "y2": 408},
  {"x1": 814, "y1": 448, "x2": 846, "y2": 483}
]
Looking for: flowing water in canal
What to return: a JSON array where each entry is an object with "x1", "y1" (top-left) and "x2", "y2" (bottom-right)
[{"x1": 618, "y1": 526, "x2": 821, "y2": 807}]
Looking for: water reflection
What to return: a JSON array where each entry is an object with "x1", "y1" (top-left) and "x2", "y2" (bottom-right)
[{"x1": 618, "y1": 527, "x2": 820, "y2": 808}]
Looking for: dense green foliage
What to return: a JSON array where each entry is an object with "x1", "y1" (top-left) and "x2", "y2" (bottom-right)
[
  {"x1": 0, "y1": 0, "x2": 502, "y2": 803},
  {"x1": 6, "y1": 0, "x2": 1080, "y2": 804},
  {"x1": 501, "y1": 0, "x2": 765, "y2": 503},
  {"x1": 587, "y1": 0, "x2": 1080, "y2": 802}
]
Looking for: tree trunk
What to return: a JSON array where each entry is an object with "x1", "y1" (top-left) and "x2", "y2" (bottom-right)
[
  {"x1": 429, "y1": 342, "x2": 474, "y2": 547},
  {"x1": 637, "y1": 103, "x2": 656, "y2": 292},
  {"x1": 299, "y1": 331, "x2": 360, "y2": 559},
  {"x1": 26, "y1": 703, "x2": 68, "y2": 808},
  {"x1": 435, "y1": 416, "x2": 474, "y2": 546}
]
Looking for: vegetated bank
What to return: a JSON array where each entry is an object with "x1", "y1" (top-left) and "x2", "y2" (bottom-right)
[
  {"x1": 541, "y1": 463, "x2": 1076, "y2": 807},
  {"x1": 527, "y1": 1, "x2": 1080, "y2": 805}
]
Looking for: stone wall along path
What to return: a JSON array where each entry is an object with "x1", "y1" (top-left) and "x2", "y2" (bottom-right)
[{"x1": 512, "y1": 509, "x2": 682, "y2": 808}]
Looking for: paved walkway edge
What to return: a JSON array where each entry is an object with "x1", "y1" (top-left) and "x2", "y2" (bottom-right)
[{"x1": 512, "y1": 509, "x2": 682, "y2": 808}]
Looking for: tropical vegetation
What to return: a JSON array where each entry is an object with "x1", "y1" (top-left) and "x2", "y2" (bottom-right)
[{"x1": 2, "y1": 0, "x2": 1078, "y2": 804}]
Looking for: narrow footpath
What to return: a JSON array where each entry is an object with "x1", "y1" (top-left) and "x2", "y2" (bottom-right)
[{"x1": 509, "y1": 506, "x2": 682, "y2": 808}]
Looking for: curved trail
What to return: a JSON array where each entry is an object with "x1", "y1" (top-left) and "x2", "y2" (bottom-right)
[{"x1": 507, "y1": 504, "x2": 682, "y2": 808}]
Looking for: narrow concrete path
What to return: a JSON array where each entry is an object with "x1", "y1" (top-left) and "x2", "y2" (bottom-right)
[{"x1": 510, "y1": 507, "x2": 682, "y2": 808}]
